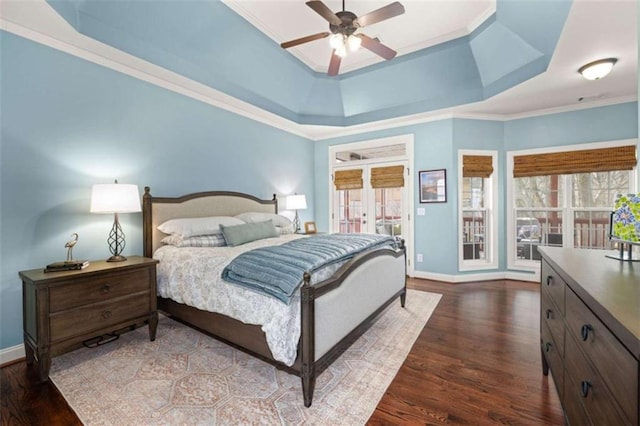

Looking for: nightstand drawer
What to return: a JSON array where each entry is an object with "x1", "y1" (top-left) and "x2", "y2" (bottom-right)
[
  {"x1": 50, "y1": 269, "x2": 150, "y2": 312},
  {"x1": 50, "y1": 293, "x2": 150, "y2": 342},
  {"x1": 564, "y1": 287, "x2": 637, "y2": 424}
]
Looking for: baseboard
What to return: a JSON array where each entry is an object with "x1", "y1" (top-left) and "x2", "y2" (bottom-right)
[
  {"x1": 0, "y1": 344, "x2": 25, "y2": 367},
  {"x1": 412, "y1": 270, "x2": 539, "y2": 283}
]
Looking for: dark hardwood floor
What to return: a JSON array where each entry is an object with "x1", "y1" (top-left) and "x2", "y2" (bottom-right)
[{"x1": 1, "y1": 278, "x2": 563, "y2": 425}]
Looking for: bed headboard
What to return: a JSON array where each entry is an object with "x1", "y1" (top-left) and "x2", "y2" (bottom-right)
[{"x1": 142, "y1": 187, "x2": 278, "y2": 257}]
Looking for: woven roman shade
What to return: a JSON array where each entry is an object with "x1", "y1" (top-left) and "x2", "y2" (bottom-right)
[
  {"x1": 463, "y1": 155, "x2": 494, "y2": 178},
  {"x1": 334, "y1": 169, "x2": 363, "y2": 190},
  {"x1": 513, "y1": 145, "x2": 637, "y2": 177},
  {"x1": 371, "y1": 165, "x2": 405, "y2": 188}
]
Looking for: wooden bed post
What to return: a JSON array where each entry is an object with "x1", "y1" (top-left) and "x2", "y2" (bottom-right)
[
  {"x1": 300, "y1": 271, "x2": 315, "y2": 407},
  {"x1": 142, "y1": 187, "x2": 153, "y2": 258}
]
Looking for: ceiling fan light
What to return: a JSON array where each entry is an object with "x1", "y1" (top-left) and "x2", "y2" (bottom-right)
[
  {"x1": 335, "y1": 44, "x2": 347, "y2": 58},
  {"x1": 329, "y1": 33, "x2": 344, "y2": 50},
  {"x1": 347, "y1": 35, "x2": 361, "y2": 52},
  {"x1": 578, "y1": 58, "x2": 617, "y2": 80}
]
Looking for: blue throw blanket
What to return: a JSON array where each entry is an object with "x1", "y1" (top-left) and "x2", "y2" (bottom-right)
[{"x1": 221, "y1": 233, "x2": 397, "y2": 304}]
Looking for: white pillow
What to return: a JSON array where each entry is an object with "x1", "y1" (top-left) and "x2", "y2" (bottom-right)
[
  {"x1": 235, "y1": 212, "x2": 292, "y2": 228},
  {"x1": 157, "y1": 216, "x2": 245, "y2": 238}
]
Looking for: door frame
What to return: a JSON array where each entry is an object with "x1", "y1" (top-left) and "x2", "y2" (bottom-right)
[{"x1": 328, "y1": 134, "x2": 415, "y2": 276}]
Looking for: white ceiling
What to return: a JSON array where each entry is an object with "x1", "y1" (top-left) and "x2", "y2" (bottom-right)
[
  {"x1": 223, "y1": 0, "x2": 496, "y2": 74},
  {"x1": 0, "y1": 0, "x2": 637, "y2": 140}
]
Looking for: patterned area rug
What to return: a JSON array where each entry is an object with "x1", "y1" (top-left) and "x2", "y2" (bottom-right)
[{"x1": 50, "y1": 289, "x2": 441, "y2": 425}]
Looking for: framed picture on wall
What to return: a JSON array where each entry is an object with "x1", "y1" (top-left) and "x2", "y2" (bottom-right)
[{"x1": 419, "y1": 169, "x2": 447, "y2": 203}]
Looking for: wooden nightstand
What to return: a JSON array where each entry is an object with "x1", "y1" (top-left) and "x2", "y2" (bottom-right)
[{"x1": 20, "y1": 256, "x2": 159, "y2": 382}]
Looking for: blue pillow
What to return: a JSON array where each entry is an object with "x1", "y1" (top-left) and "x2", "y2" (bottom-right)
[{"x1": 219, "y1": 220, "x2": 279, "y2": 246}]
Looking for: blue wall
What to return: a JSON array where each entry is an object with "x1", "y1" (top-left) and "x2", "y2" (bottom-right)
[{"x1": 0, "y1": 32, "x2": 314, "y2": 349}]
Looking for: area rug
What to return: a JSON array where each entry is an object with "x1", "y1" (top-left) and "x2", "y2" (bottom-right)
[{"x1": 50, "y1": 289, "x2": 441, "y2": 425}]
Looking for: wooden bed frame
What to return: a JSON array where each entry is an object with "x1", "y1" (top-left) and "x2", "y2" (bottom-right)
[{"x1": 142, "y1": 187, "x2": 407, "y2": 407}]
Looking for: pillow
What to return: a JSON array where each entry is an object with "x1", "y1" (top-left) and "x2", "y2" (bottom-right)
[
  {"x1": 276, "y1": 224, "x2": 294, "y2": 235},
  {"x1": 235, "y1": 212, "x2": 292, "y2": 228},
  {"x1": 161, "y1": 234, "x2": 227, "y2": 248},
  {"x1": 220, "y1": 220, "x2": 279, "y2": 247},
  {"x1": 158, "y1": 216, "x2": 245, "y2": 238}
]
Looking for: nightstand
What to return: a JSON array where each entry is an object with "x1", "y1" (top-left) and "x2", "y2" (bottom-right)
[{"x1": 20, "y1": 256, "x2": 159, "y2": 382}]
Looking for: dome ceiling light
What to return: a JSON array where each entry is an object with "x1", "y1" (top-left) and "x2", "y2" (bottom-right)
[{"x1": 578, "y1": 58, "x2": 617, "y2": 80}]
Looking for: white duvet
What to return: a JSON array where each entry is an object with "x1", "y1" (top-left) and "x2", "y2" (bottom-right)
[{"x1": 154, "y1": 234, "x2": 307, "y2": 366}]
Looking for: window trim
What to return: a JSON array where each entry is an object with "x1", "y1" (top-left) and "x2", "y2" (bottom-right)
[
  {"x1": 458, "y1": 149, "x2": 499, "y2": 271},
  {"x1": 506, "y1": 139, "x2": 638, "y2": 272}
]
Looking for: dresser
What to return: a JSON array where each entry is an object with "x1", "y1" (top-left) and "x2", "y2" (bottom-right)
[
  {"x1": 538, "y1": 247, "x2": 639, "y2": 425},
  {"x1": 20, "y1": 256, "x2": 159, "y2": 382}
]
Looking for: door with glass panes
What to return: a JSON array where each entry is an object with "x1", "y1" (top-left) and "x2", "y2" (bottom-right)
[{"x1": 332, "y1": 163, "x2": 408, "y2": 240}]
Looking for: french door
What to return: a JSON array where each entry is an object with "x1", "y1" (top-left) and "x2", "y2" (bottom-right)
[{"x1": 332, "y1": 162, "x2": 408, "y2": 240}]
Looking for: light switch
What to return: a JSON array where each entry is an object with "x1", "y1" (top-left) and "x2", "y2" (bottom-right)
[{"x1": 417, "y1": 207, "x2": 425, "y2": 216}]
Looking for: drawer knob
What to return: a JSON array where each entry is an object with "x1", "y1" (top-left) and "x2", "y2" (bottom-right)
[
  {"x1": 101, "y1": 310, "x2": 112, "y2": 320},
  {"x1": 545, "y1": 309, "x2": 553, "y2": 320},
  {"x1": 580, "y1": 324, "x2": 593, "y2": 341},
  {"x1": 545, "y1": 342, "x2": 552, "y2": 353},
  {"x1": 101, "y1": 284, "x2": 111, "y2": 294},
  {"x1": 580, "y1": 380, "x2": 592, "y2": 398},
  {"x1": 546, "y1": 276, "x2": 553, "y2": 286}
]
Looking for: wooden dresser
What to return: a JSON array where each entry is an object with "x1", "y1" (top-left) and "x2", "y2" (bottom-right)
[
  {"x1": 20, "y1": 256, "x2": 159, "y2": 382},
  {"x1": 538, "y1": 247, "x2": 639, "y2": 425}
]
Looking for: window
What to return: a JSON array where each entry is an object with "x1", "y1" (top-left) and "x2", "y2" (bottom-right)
[
  {"x1": 508, "y1": 141, "x2": 637, "y2": 270},
  {"x1": 458, "y1": 151, "x2": 498, "y2": 270}
]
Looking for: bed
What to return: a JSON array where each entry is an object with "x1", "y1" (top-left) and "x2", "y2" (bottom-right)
[{"x1": 142, "y1": 187, "x2": 407, "y2": 406}]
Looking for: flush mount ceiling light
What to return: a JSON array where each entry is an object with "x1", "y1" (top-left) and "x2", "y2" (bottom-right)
[{"x1": 578, "y1": 58, "x2": 617, "y2": 80}]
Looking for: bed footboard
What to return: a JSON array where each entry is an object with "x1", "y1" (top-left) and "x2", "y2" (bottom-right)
[{"x1": 300, "y1": 244, "x2": 406, "y2": 406}]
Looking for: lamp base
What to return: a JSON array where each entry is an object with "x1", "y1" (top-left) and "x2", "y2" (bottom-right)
[{"x1": 106, "y1": 254, "x2": 128, "y2": 262}]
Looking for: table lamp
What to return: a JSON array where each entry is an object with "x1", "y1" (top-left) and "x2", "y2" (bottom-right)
[
  {"x1": 90, "y1": 180, "x2": 141, "y2": 262},
  {"x1": 286, "y1": 193, "x2": 307, "y2": 233}
]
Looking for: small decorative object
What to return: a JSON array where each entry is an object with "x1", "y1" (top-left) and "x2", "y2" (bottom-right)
[
  {"x1": 304, "y1": 221, "x2": 317, "y2": 234},
  {"x1": 607, "y1": 193, "x2": 640, "y2": 262},
  {"x1": 90, "y1": 180, "x2": 141, "y2": 262},
  {"x1": 65, "y1": 233, "x2": 78, "y2": 261},
  {"x1": 419, "y1": 169, "x2": 447, "y2": 203},
  {"x1": 286, "y1": 193, "x2": 307, "y2": 233}
]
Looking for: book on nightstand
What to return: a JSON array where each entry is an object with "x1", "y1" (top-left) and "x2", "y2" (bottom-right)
[{"x1": 44, "y1": 260, "x2": 90, "y2": 273}]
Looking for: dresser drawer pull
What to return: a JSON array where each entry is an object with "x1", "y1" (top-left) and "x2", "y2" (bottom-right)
[
  {"x1": 101, "y1": 284, "x2": 111, "y2": 294},
  {"x1": 580, "y1": 380, "x2": 592, "y2": 398},
  {"x1": 545, "y1": 309, "x2": 553, "y2": 320},
  {"x1": 580, "y1": 324, "x2": 593, "y2": 341},
  {"x1": 545, "y1": 342, "x2": 552, "y2": 353},
  {"x1": 101, "y1": 310, "x2": 112, "y2": 320},
  {"x1": 546, "y1": 275, "x2": 553, "y2": 286}
]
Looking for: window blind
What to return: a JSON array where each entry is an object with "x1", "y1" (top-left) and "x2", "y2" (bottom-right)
[
  {"x1": 513, "y1": 145, "x2": 637, "y2": 177},
  {"x1": 463, "y1": 155, "x2": 494, "y2": 178},
  {"x1": 370, "y1": 165, "x2": 405, "y2": 188},
  {"x1": 334, "y1": 169, "x2": 363, "y2": 190}
]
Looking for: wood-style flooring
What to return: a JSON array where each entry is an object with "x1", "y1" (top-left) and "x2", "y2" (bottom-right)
[{"x1": 1, "y1": 278, "x2": 563, "y2": 425}]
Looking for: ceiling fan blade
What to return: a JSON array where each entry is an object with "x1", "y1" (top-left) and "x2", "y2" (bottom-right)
[
  {"x1": 306, "y1": 0, "x2": 342, "y2": 26},
  {"x1": 327, "y1": 51, "x2": 342, "y2": 76},
  {"x1": 281, "y1": 32, "x2": 330, "y2": 49},
  {"x1": 358, "y1": 34, "x2": 397, "y2": 60},
  {"x1": 355, "y1": 1, "x2": 405, "y2": 27}
]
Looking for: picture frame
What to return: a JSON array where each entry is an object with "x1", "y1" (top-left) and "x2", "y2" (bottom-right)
[
  {"x1": 419, "y1": 169, "x2": 447, "y2": 203},
  {"x1": 304, "y1": 221, "x2": 317, "y2": 234}
]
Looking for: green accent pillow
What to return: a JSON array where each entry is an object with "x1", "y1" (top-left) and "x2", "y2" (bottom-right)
[{"x1": 219, "y1": 220, "x2": 279, "y2": 246}]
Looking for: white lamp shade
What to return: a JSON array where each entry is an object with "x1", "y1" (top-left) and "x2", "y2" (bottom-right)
[
  {"x1": 286, "y1": 194, "x2": 307, "y2": 210},
  {"x1": 90, "y1": 183, "x2": 141, "y2": 213}
]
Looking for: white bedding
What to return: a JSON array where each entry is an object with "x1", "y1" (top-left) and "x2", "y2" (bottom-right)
[{"x1": 154, "y1": 234, "x2": 309, "y2": 366}]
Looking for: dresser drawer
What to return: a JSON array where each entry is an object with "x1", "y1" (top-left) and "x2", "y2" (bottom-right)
[
  {"x1": 562, "y1": 372, "x2": 593, "y2": 426},
  {"x1": 50, "y1": 268, "x2": 150, "y2": 312},
  {"x1": 564, "y1": 332, "x2": 630, "y2": 426},
  {"x1": 540, "y1": 287, "x2": 564, "y2": 359},
  {"x1": 50, "y1": 293, "x2": 150, "y2": 342},
  {"x1": 541, "y1": 321, "x2": 564, "y2": 400},
  {"x1": 565, "y1": 288, "x2": 637, "y2": 424},
  {"x1": 541, "y1": 260, "x2": 565, "y2": 315}
]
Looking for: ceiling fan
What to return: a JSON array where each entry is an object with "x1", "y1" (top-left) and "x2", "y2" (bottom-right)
[{"x1": 280, "y1": 0, "x2": 405, "y2": 76}]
